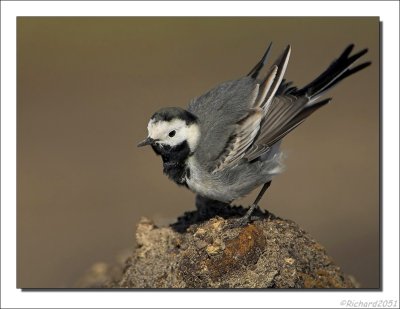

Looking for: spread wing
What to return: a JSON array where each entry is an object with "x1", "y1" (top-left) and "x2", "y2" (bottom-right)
[
  {"x1": 213, "y1": 108, "x2": 264, "y2": 172},
  {"x1": 244, "y1": 44, "x2": 370, "y2": 162},
  {"x1": 209, "y1": 45, "x2": 291, "y2": 173},
  {"x1": 188, "y1": 76, "x2": 261, "y2": 171},
  {"x1": 189, "y1": 43, "x2": 370, "y2": 173}
]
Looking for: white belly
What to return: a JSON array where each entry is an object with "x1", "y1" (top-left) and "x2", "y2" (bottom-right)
[{"x1": 185, "y1": 156, "x2": 232, "y2": 203}]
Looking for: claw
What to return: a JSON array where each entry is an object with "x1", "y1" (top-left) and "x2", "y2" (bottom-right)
[{"x1": 224, "y1": 216, "x2": 252, "y2": 230}]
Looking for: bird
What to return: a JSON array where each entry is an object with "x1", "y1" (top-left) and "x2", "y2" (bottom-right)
[{"x1": 137, "y1": 43, "x2": 370, "y2": 227}]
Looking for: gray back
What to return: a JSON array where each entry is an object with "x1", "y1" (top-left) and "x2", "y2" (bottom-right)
[{"x1": 187, "y1": 76, "x2": 258, "y2": 170}]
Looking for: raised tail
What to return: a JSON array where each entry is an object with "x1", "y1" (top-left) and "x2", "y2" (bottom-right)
[
  {"x1": 243, "y1": 44, "x2": 370, "y2": 162},
  {"x1": 278, "y1": 44, "x2": 371, "y2": 101}
]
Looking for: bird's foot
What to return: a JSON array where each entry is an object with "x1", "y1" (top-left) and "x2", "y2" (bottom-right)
[
  {"x1": 223, "y1": 203, "x2": 259, "y2": 229},
  {"x1": 224, "y1": 216, "x2": 251, "y2": 229}
]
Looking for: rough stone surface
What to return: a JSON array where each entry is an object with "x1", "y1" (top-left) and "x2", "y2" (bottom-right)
[{"x1": 77, "y1": 196, "x2": 358, "y2": 289}]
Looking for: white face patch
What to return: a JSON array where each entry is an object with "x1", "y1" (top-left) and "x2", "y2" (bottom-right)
[{"x1": 147, "y1": 118, "x2": 200, "y2": 151}]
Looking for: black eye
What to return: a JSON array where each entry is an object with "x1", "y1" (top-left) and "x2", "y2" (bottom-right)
[{"x1": 168, "y1": 130, "x2": 176, "y2": 137}]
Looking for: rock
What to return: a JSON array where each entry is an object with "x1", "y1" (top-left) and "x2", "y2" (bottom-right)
[
  {"x1": 74, "y1": 249, "x2": 130, "y2": 288},
  {"x1": 79, "y1": 196, "x2": 356, "y2": 288}
]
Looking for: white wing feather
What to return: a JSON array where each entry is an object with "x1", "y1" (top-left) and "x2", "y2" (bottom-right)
[
  {"x1": 212, "y1": 45, "x2": 292, "y2": 172},
  {"x1": 212, "y1": 108, "x2": 263, "y2": 173}
]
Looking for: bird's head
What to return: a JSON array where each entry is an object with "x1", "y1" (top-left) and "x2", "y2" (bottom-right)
[{"x1": 137, "y1": 107, "x2": 200, "y2": 155}]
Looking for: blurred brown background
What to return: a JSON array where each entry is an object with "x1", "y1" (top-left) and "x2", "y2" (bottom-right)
[{"x1": 17, "y1": 17, "x2": 379, "y2": 288}]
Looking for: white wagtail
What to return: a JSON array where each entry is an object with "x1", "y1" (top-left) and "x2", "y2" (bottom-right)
[{"x1": 138, "y1": 43, "x2": 370, "y2": 226}]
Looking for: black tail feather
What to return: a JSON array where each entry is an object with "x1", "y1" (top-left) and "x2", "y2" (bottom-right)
[
  {"x1": 301, "y1": 45, "x2": 357, "y2": 93},
  {"x1": 244, "y1": 44, "x2": 370, "y2": 162},
  {"x1": 323, "y1": 61, "x2": 371, "y2": 91},
  {"x1": 293, "y1": 45, "x2": 370, "y2": 99}
]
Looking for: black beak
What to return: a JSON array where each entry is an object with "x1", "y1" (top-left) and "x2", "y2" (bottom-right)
[{"x1": 137, "y1": 137, "x2": 155, "y2": 147}]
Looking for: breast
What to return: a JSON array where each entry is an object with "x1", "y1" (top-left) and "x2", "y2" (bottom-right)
[{"x1": 185, "y1": 156, "x2": 233, "y2": 203}]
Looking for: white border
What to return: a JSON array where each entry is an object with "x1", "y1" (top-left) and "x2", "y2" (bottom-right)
[{"x1": 1, "y1": 1, "x2": 399, "y2": 308}]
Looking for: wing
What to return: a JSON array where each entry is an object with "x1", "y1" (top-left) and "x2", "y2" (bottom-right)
[
  {"x1": 244, "y1": 44, "x2": 370, "y2": 162},
  {"x1": 243, "y1": 96, "x2": 330, "y2": 161},
  {"x1": 188, "y1": 77, "x2": 260, "y2": 170},
  {"x1": 190, "y1": 43, "x2": 370, "y2": 172},
  {"x1": 213, "y1": 108, "x2": 263, "y2": 172},
  {"x1": 209, "y1": 45, "x2": 292, "y2": 172}
]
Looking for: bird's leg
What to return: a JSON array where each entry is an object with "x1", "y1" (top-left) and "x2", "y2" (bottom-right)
[
  {"x1": 228, "y1": 181, "x2": 272, "y2": 228},
  {"x1": 243, "y1": 181, "x2": 271, "y2": 223}
]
